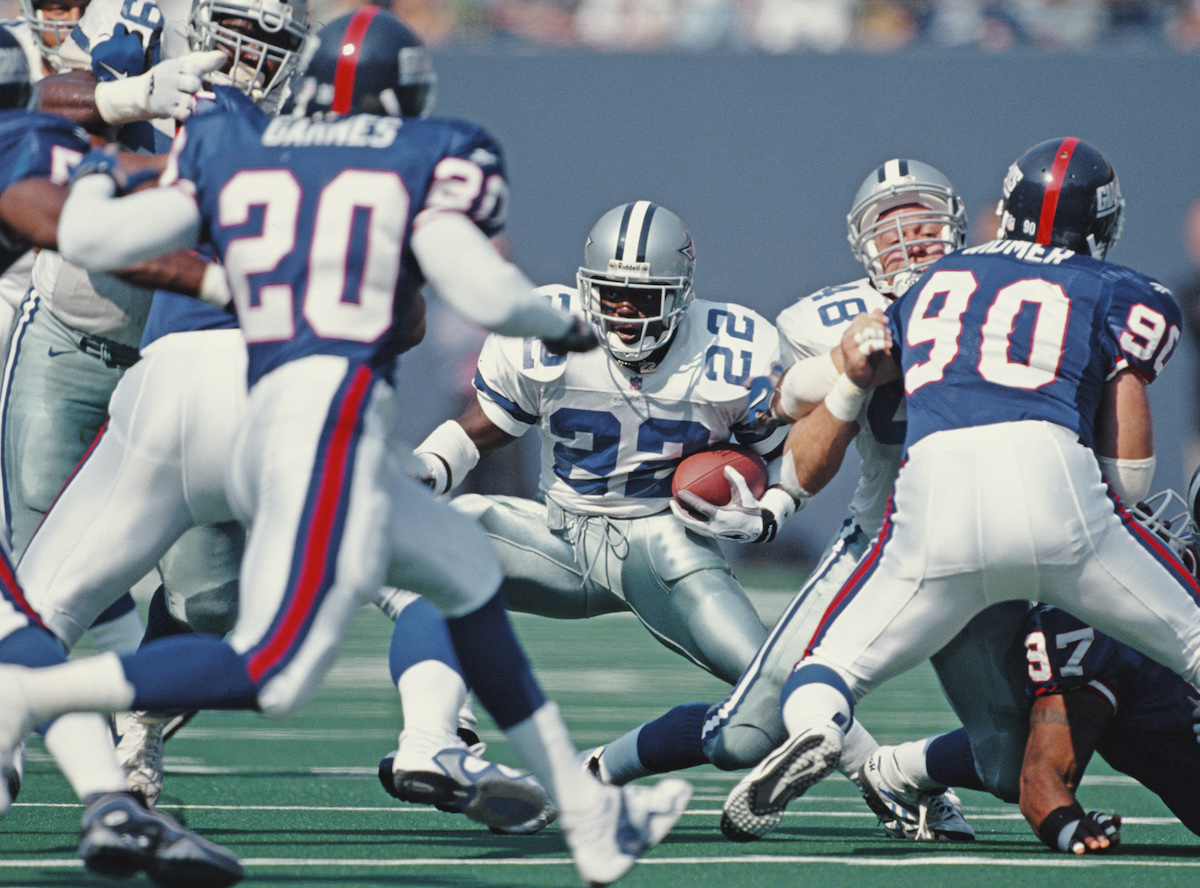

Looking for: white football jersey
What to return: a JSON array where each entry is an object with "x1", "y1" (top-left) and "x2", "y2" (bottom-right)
[
  {"x1": 775, "y1": 277, "x2": 904, "y2": 537},
  {"x1": 475, "y1": 284, "x2": 784, "y2": 518}
]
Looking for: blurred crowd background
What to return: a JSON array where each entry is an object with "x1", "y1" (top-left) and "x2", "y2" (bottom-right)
[{"x1": 309, "y1": 0, "x2": 1200, "y2": 53}]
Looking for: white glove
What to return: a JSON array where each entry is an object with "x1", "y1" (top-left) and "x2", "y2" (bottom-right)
[
  {"x1": 94, "y1": 50, "x2": 227, "y2": 124},
  {"x1": 408, "y1": 449, "x2": 450, "y2": 496},
  {"x1": 670, "y1": 468, "x2": 794, "y2": 543}
]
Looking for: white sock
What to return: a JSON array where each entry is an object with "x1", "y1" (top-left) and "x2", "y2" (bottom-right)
[
  {"x1": 597, "y1": 726, "x2": 652, "y2": 785},
  {"x1": 17, "y1": 654, "x2": 135, "y2": 724},
  {"x1": 505, "y1": 702, "x2": 605, "y2": 817},
  {"x1": 457, "y1": 691, "x2": 478, "y2": 735},
  {"x1": 87, "y1": 609, "x2": 145, "y2": 656},
  {"x1": 877, "y1": 739, "x2": 944, "y2": 797},
  {"x1": 397, "y1": 660, "x2": 466, "y2": 741},
  {"x1": 779, "y1": 680, "x2": 852, "y2": 737},
  {"x1": 837, "y1": 718, "x2": 880, "y2": 782},
  {"x1": 42, "y1": 713, "x2": 126, "y2": 801}
]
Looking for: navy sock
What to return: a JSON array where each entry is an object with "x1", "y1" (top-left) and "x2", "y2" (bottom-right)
[
  {"x1": 140, "y1": 585, "x2": 192, "y2": 645},
  {"x1": 926, "y1": 728, "x2": 986, "y2": 791},
  {"x1": 636, "y1": 702, "x2": 711, "y2": 773},
  {"x1": 0, "y1": 624, "x2": 65, "y2": 667},
  {"x1": 389, "y1": 595, "x2": 462, "y2": 685},
  {"x1": 92, "y1": 591, "x2": 137, "y2": 626},
  {"x1": 446, "y1": 594, "x2": 544, "y2": 730},
  {"x1": 120, "y1": 635, "x2": 259, "y2": 711}
]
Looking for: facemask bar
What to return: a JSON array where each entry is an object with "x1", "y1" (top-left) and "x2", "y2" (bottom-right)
[{"x1": 578, "y1": 271, "x2": 691, "y2": 364}]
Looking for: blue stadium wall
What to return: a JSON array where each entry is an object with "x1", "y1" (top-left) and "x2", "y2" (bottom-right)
[{"x1": 398, "y1": 49, "x2": 1200, "y2": 563}]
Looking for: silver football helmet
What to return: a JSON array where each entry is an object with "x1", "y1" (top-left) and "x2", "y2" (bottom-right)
[
  {"x1": 577, "y1": 201, "x2": 695, "y2": 368},
  {"x1": 189, "y1": 0, "x2": 309, "y2": 112},
  {"x1": 19, "y1": 0, "x2": 88, "y2": 73},
  {"x1": 1133, "y1": 489, "x2": 1198, "y2": 578},
  {"x1": 847, "y1": 158, "x2": 967, "y2": 297}
]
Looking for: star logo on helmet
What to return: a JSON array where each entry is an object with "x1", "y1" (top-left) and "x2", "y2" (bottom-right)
[{"x1": 680, "y1": 238, "x2": 695, "y2": 261}]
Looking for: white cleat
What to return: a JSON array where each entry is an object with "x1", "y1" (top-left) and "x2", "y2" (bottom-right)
[
  {"x1": 859, "y1": 750, "x2": 975, "y2": 842},
  {"x1": 379, "y1": 729, "x2": 555, "y2": 833},
  {"x1": 115, "y1": 712, "x2": 166, "y2": 806},
  {"x1": 721, "y1": 725, "x2": 841, "y2": 842},
  {"x1": 561, "y1": 778, "x2": 692, "y2": 888}
]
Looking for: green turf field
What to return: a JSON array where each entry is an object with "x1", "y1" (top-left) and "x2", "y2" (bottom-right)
[{"x1": 4, "y1": 565, "x2": 1197, "y2": 887}]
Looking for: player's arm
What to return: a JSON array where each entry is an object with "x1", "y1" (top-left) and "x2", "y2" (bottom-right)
[
  {"x1": 410, "y1": 398, "x2": 518, "y2": 495},
  {"x1": 1020, "y1": 690, "x2": 1122, "y2": 854},
  {"x1": 1093, "y1": 368, "x2": 1155, "y2": 503},
  {"x1": 0, "y1": 178, "x2": 68, "y2": 248},
  {"x1": 781, "y1": 309, "x2": 897, "y2": 501}
]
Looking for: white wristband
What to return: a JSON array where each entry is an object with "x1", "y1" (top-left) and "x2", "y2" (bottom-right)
[
  {"x1": 94, "y1": 73, "x2": 153, "y2": 125},
  {"x1": 416, "y1": 420, "x2": 480, "y2": 493},
  {"x1": 198, "y1": 262, "x2": 232, "y2": 307},
  {"x1": 779, "y1": 456, "x2": 813, "y2": 509},
  {"x1": 1096, "y1": 454, "x2": 1155, "y2": 504},
  {"x1": 824, "y1": 373, "x2": 869, "y2": 423},
  {"x1": 779, "y1": 351, "x2": 840, "y2": 419},
  {"x1": 760, "y1": 486, "x2": 798, "y2": 526}
]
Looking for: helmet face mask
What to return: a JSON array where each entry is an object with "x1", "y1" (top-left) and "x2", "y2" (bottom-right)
[
  {"x1": 19, "y1": 0, "x2": 88, "y2": 73},
  {"x1": 577, "y1": 201, "x2": 695, "y2": 369},
  {"x1": 847, "y1": 159, "x2": 967, "y2": 297},
  {"x1": 189, "y1": 0, "x2": 309, "y2": 112},
  {"x1": 1133, "y1": 489, "x2": 1198, "y2": 578},
  {"x1": 996, "y1": 137, "x2": 1124, "y2": 260}
]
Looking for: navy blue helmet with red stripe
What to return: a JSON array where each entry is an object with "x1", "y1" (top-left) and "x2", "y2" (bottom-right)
[
  {"x1": 997, "y1": 137, "x2": 1124, "y2": 259},
  {"x1": 285, "y1": 5, "x2": 436, "y2": 119}
]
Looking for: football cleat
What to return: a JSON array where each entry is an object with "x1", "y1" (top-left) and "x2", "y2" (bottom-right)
[
  {"x1": 561, "y1": 778, "x2": 692, "y2": 888},
  {"x1": 721, "y1": 725, "x2": 841, "y2": 842},
  {"x1": 379, "y1": 729, "x2": 555, "y2": 832},
  {"x1": 116, "y1": 711, "x2": 166, "y2": 806},
  {"x1": 78, "y1": 790, "x2": 244, "y2": 888},
  {"x1": 859, "y1": 750, "x2": 975, "y2": 842}
]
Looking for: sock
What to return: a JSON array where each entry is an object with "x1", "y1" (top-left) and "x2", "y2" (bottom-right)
[
  {"x1": 874, "y1": 738, "x2": 947, "y2": 798},
  {"x1": 600, "y1": 702, "x2": 709, "y2": 785},
  {"x1": 926, "y1": 728, "x2": 986, "y2": 791},
  {"x1": 87, "y1": 593, "x2": 144, "y2": 655},
  {"x1": 505, "y1": 701, "x2": 604, "y2": 817},
  {"x1": 779, "y1": 663, "x2": 854, "y2": 735},
  {"x1": 397, "y1": 661, "x2": 467, "y2": 740},
  {"x1": 42, "y1": 713, "x2": 127, "y2": 800},
  {"x1": 120, "y1": 635, "x2": 258, "y2": 711},
  {"x1": 13, "y1": 653, "x2": 135, "y2": 725},
  {"x1": 389, "y1": 594, "x2": 461, "y2": 681},
  {"x1": 838, "y1": 717, "x2": 880, "y2": 782},
  {"x1": 445, "y1": 594, "x2": 544, "y2": 730},
  {"x1": 0, "y1": 624, "x2": 67, "y2": 667},
  {"x1": 141, "y1": 584, "x2": 192, "y2": 644}
]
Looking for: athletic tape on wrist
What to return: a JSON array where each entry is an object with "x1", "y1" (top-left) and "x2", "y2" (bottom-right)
[
  {"x1": 93, "y1": 72, "x2": 152, "y2": 125},
  {"x1": 1037, "y1": 803, "x2": 1085, "y2": 851},
  {"x1": 415, "y1": 420, "x2": 479, "y2": 493},
  {"x1": 824, "y1": 373, "x2": 869, "y2": 423}
]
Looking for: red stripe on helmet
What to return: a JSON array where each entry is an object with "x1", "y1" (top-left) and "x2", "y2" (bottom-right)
[
  {"x1": 1036, "y1": 137, "x2": 1080, "y2": 246},
  {"x1": 331, "y1": 5, "x2": 381, "y2": 115}
]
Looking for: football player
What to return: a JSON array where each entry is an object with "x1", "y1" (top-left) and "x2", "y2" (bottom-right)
[
  {"x1": 0, "y1": 29, "x2": 244, "y2": 886},
  {"x1": 402, "y1": 201, "x2": 794, "y2": 695},
  {"x1": 585, "y1": 162, "x2": 977, "y2": 843},
  {"x1": 35, "y1": 10, "x2": 692, "y2": 886},
  {"x1": 721, "y1": 137, "x2": 1200, "y2": 843}
]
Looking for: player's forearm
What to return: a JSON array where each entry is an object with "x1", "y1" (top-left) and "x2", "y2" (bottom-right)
[
  {"x1": 781, "y1": 406, "x2": 860, "y2": 498},
  {"x1": 37, "y1": 70, "x2": 111, "y2": 134}
]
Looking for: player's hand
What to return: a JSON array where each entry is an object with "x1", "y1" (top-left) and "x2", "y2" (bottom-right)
[
  {"x1": 542, "y1": 316, "x2": 598, "y2": 355},
  {"x1": 68, "y1": 146, "x2": 126, "y2": 192},
  {"x1": 839, "y1": 309, "x2": 892, "y2": 388},
  {"x1": 408, "y1": 450, "x2": 450, "y2": 496},
  {"x1": 145, "y1": 50, "x2": 227, "y2": 121},
  {"x1": 91, "y1": 23, "x2": 155, "y2": 80},
  {"x1": 744, "y1": 363, "x2": 789, "y2": 432},
  {"x1": 1062, "y1": 811, "x2": 1121, "y2": 854},
  {"x1": 670, "y1": 467, "x2": 777, "y2": 543}
]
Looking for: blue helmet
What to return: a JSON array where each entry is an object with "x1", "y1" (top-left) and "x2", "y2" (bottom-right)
[
  {"x1": 285, "y1": 6, "x2": 435, "y2": 119},
  {"x1": 0, "y1": 27, "x2": 33, "y2": 111},
  {"x1": 997, "y1": 137, "x2": 1124, "y2": 260}
]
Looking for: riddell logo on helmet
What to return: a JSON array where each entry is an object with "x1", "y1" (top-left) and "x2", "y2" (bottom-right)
[{"x1": 607, "y1": 260, "x2": 650, "y2": 277}]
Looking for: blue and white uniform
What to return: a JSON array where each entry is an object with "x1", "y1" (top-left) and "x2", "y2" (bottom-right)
[
  {"x1": 455, "y1": 284, "x2": 781, "y2": 683},
  {"x1": 1024, "y1": 603, "x2": 1200, "y2": 835},
  {"x1": 797, "y1": 240, "x2": 1200, "y2": 720}
]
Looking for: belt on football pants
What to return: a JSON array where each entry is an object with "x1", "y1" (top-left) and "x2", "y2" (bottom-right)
[{"x1": 78, "y1": 334, "x2": 140, "y2": 369}]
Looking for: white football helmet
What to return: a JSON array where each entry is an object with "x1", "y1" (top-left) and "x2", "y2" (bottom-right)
[
  {"x1": 1132, "y1": 489, "x2": 1198, "y2": 577},
  {"x1": 847, "y1": 158, "x2": 967, "y2": 297},
  {"x1": 19, "y1": 0, "x2": 88, "y2": 73},
  {"x1": 577, "y1": 201, "x2": 695, "y2": 369},
  {"x1": 189, "y1": 0, "x2": 309, "y2": 112}
]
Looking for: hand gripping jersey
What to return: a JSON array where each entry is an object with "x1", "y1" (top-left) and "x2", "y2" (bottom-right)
[
  {"x1": 163, "y1": 107, "x2": 508, "y2": 385},
  {"x1": 474, "y1": 284, "x2": 782, "y2": 518},
  {"x1": 775, "y1": 277, "x2": 903, "y2": 538},
  {"x1": 1024, "y1": 603, "x2": 1200, "y2": 835},
  {"x1": 0, "y1": 109, "x2": 89, "y2": 272},
  {"x1": 887, "y1": 240, "x2": 1182, "y2": 452}
]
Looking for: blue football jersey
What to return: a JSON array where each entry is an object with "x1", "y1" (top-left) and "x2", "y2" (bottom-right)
[
  {"x1": 163, "y1": 107, "x2": 509, "y2": 385},
  {"x1": 887, "y1": 240, "x2": 1182, "y2": 451},
  {"x1": 0, "y1": 109, "x2": 89, "y2": 274}
]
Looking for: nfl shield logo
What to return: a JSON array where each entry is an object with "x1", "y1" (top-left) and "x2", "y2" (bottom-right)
[{"x1": 630, "y1": 375, "x2": 643, "y2": 390}]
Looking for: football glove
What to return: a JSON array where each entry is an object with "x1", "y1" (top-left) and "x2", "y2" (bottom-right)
[
  {"x1": 94, "y1": 50, "x2": 227, "y2": 124},
  {"x1": 743, "y1": 363, "x2": 789, "y2": 432},
  {"x1": 542, "y1": 316, "x2": 598, "y2": 355},
  {"x1": 409, "y1": 449, "x2": 450, "y2": 496},
  {"x1": 670, "y1": 468, "x2": 795, "y2": 543},
  {"x1": 68, "y1": 146, "x2": 126, "y2": 192},
  {"x1": 1038, "y1": 804, "x2": 1121, "y2": 854}
]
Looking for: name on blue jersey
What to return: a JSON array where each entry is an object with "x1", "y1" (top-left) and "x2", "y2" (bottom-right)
[
  {"x1": 962, "y1": 240, "x2": 1075, "y2": 265},
  {"x1": 262, "y1": 115, "x2": 402, "y2": 149}
]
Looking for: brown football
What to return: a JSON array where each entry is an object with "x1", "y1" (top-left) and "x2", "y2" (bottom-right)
[{"x1": 672, "y1": 445, "x2": 768, "y2": 508}]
